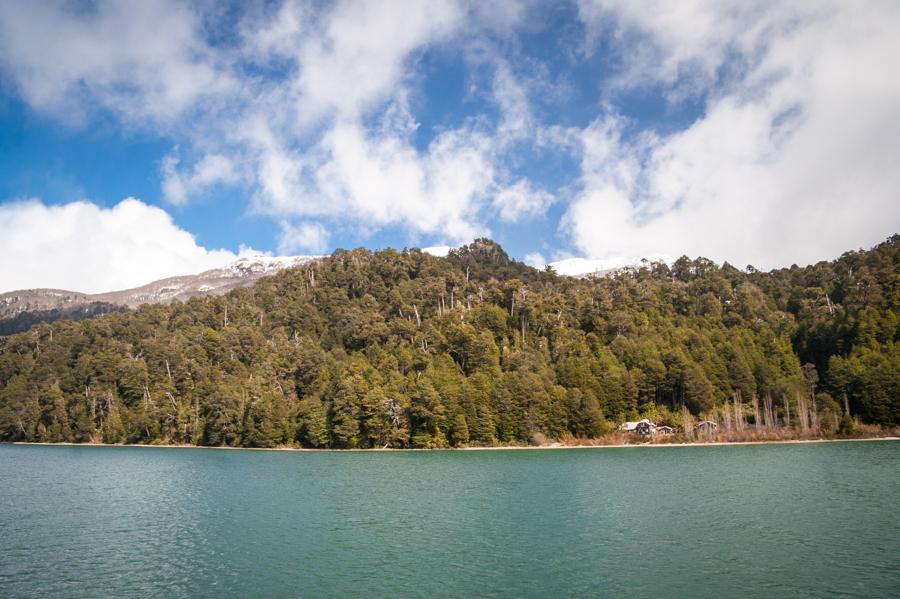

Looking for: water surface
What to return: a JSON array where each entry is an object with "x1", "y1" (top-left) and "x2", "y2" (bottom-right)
[{"x1": 1, "y1": 442, "x2": 898, "y2": 598}]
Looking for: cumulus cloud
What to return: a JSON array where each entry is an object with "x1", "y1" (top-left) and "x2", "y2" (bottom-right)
[
  {"x1": 493, "y1": 180, "x2": 553, "y2": 222},
  {"x1": 577, "y1": 0, "x2": 791, "y2": 96},
  {"x1": 150, "y1": 0, "x2": 513, "y2": 243},
  {"x1": 0, "y1": 0, "x2": 233, "y2": 125},
  {"x1": 248, "y1": 112, "x2": 495, "y2": 243},
  {"x1": 1, "y1": 0, "x2": 897, "y2": 273},
  {"x1": 162, "y1": 153, "x2": 241, "y2": 205},
  {"x1": 0, "y1": 0, "x2": 550, "y2": 258},
  {"x1": 0, "y1": 199, "x2": 241, "y2": 294},
  {"x1": 292, "y1": 0, "x2": 462, "y2": 124},
  {"x1": 277, "y1": 220, "x2": 330, "y2": 254},
  {"x1": 566, "y1": 0, "x2": 900, "y2": 268},
  {"x1": 523, "y1": 252, "x2": 546, "y2": 268}
]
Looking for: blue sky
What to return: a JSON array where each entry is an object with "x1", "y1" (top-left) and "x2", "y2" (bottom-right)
[{"x1": 1, "y1": 0, "x2": 898, "y2": 293}]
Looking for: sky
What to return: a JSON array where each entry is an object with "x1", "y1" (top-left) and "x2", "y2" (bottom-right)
[{"x1": 1, "y1": 0, "x2": 899, "y2": 293}]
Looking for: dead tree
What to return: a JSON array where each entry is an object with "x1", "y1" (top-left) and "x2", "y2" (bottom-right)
[{"x1": 752, "y1": 393, "x2": 761, "y2": 429}]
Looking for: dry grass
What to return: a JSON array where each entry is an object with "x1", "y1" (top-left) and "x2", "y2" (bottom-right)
[{"x1": 556, "y1": 425, "x2": 899, "y2": 447}]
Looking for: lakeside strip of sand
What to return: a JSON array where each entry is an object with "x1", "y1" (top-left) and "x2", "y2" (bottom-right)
[{"x1": 6, "y1": 436, "x2": 898, "y2": 453}]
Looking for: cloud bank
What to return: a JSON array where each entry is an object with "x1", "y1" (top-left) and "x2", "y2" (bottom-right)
[
  {"x1": 0, "y1": 0, "x2": 898, "y2": 275},
  {"x1": 567, "y1": 0, "x2": 900, "y2": 268},
  {"x1": 0, "y1": 199, "x2": 240, "y2": 294}
]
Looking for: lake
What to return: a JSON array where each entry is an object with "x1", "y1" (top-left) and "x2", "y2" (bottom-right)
[{"x1": 1, "y1": 441, "x2": 898, "y2": 598}]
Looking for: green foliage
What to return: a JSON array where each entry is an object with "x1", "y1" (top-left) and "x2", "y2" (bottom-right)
[{"x1": 0, "y1": 235, "x2": 897, "y2": 448}]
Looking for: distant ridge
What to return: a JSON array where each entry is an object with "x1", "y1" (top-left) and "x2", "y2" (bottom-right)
[
  {"x1": 547, "y1": 254, "x2": 674, "y2": 278},
  {"x1": 0, "y1": 254, "x2": 321, "y2": 333}
]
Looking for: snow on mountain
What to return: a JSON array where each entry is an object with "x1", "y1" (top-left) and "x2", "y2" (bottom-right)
[
  {"x1": 1, "y1": 247, "x2": 675, "y2": 332},
  {"x1": 546, "y1": 254, "x2": 674, "y2": 278},
  {"x1": 0, "y1": 254, "x2": 324, "y2": 320},
  {"x1": 218, "y1": 254, "x2": 323, "y2": 277},
  {"x1": 422, "y1": 246, "x2": 452, "y2": 257}
]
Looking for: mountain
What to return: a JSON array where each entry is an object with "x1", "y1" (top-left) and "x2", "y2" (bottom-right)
[
  {"x1": 0, "y1": 254, "x2": 321, "y2": 334},
  {"x1": 430, "y1": 244, "x2": 671, "y2": 278},
  {"x1": 0, "y1": 236, "x2": 896, "y2": 449}
]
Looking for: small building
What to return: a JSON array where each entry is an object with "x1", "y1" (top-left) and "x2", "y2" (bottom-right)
[
  {"x1": 620, "y1": 418, "x2": 657, "y2": 436},
  {"x1": 696, "y1": 420, "x2": 718, "y2": 433},
  {"x1": 656, "y1": 425, "x2": 674, "y2": 435},
  {"x1": 618, "y1": 421, "x2": 640, "y2": 432},
  {"x1": 634, "y1": 420, "x2": 656, "y2": 436}
]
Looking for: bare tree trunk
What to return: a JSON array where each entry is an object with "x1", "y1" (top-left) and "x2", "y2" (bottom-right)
[
  {"x1": 87, "y1": 385, "x2": 95, "y2": 423},
  {"x1": 797, "y1": 393, "x2": 808, "y2": 432},
  {"x1": 681, "y1": 405, "x2": 694, "y2": 440},
  {"x1": 193, "y1": 396, "x2": 200, "y2": 439},
  {"x1": 734, "y1": 391, "x2": 744, "y2": 432},
  {"x1": 810, "y1": 391, "x2": 818, "y2": 432},
  {"x1": 752, "y1": 393, "x2": 761, "y2": 430},
  {"x1": 413, "y1": 305, "x2": 421, "y2": 328}
]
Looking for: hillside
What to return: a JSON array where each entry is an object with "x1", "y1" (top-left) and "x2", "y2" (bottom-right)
[
  {"x1": 0, "y1": 255, "x2": 319, "y2": 334},
  {"x1": 0, "y1": 237, "x2": 896, "y2": 448}
]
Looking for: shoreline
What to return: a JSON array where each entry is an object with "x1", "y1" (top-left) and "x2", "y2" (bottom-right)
[{"x1": 5, "y1": 436, "x2": 898, "y2": 453}]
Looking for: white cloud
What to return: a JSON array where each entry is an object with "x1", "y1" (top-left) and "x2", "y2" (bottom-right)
[
  {"x1": 148, "y1": 0, "x2": 503, "y2": 242},
  {"x1": 566, "y1": 0, "x2": 900, "y2": 268},
  {"x1": 576, "y1": 0, "x2": 802, "y2": 96},
  {"x1": 162, "y1": 153, "x2": 241, "y2": 205},
  {"x1": 252, "y1": 115, "x2": 494, "y2": 243},
  {"x1": 0, "y1": 199, "x2": 240, "y2": 294},
  {"x1": 278, "y1": 220, "x2": 330, "y2": 254},
  {"x1": 0, "y1": 0, "x2": 537, "y2": 250},
  {"x1": 292, "y1": 0, "x2": 462, "y2": 124},
  {"x1": 241, "y1": 0, "x2": 310, "y2": 61},
  {"x1": 0, "y1": 0, "x2": 233, "y2": 125},
  {"x1": 523, "y1": 252, "x2": 546, "y2": 268},
  {"x1": 493, "y1": 180, "x2": 553, "y2": 222},
  {"x1": 493, "y1": 63, "x2": 532, "y2": 142},
  {"x1": 3, "y1": 0, "x2": 895, "y2": 272}
]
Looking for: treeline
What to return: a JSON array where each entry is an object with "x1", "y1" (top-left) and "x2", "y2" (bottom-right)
[
  {"x1": 0, "y1": 237, "x2": 896, "y2": 448},
  {"x1": 0, "y1": 302, "x2": 126, "y2": 336}
]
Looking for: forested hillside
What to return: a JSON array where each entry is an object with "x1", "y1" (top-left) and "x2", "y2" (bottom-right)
[{"x1": 1, "y1": 237, "x2": 896, "y2": 447}]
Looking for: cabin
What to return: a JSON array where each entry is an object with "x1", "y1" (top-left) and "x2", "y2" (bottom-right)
[
  {"x1": 619, "y1": 419, "x2": 657, "y2": 436},
  {"x1": 696, "y1": 420, "x2": 718, "y2": 433},
  {"x1": 634, "y1": 420, "x2": 656, "y2": 436},
  {"x1": 656, "y1": 425, "x2": 674, "y2": 435}
]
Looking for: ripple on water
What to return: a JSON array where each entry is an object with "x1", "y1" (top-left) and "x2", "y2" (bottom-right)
[{"x1": 0, "y1": 442, "x2": 898, "y2": 599}]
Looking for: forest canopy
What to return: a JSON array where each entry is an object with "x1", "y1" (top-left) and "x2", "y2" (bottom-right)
[{"x1": 0, "y1": 236, "x2": 897, "y2": 448}]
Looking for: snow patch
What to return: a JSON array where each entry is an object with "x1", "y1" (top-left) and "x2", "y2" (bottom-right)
[
  {"x1": 547, "y1": 254, "x2": 674, "y2": 277},
  {"x1": 422, "y1": 246, "x2": 452, "y2": 257}
]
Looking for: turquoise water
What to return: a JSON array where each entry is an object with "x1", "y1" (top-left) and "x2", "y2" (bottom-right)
[{"x1": 1, "y1": 442, "x2": 898, "y2": 598}]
